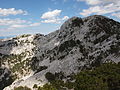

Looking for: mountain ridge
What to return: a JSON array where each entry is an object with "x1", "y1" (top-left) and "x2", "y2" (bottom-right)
[{"x1": 0, "y1": 15, "x2": 120, "y2": 90}]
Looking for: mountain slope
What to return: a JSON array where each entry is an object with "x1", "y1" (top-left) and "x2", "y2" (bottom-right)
[{"x1": 0, "y1": 15, "x2": 120, "y2": 89}]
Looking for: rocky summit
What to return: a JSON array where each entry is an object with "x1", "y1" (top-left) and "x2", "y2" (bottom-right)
[{"x1": 0, "y1": 15, "x2": 120, "y2": 90}]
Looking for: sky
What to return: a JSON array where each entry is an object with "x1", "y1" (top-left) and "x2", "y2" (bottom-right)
[{"x1": 0, "y1": 0, "x2": 120, "y2": 37}]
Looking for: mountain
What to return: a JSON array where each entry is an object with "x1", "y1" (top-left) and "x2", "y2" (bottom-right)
[{"x1": 0, "y1": 15, "x2": 120, "y2": 90}]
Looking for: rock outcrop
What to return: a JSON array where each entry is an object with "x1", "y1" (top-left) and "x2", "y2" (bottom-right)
[{"x1": 0, "y1": 15, "x2": 120, "y2": 89}]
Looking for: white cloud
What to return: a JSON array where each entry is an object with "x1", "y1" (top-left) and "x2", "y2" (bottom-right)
[
  {"x1": 10, "y1": 22, "x2": 41, "y2": 29},
  {"x1": 86, "y1": 0, "x2": 101, "y2": 5},
  {"x1": 41, "y1": 16, "x2": 69, "y2": 24},
  {"x1": 41, "y1": 9, "x2": 69, "y2": 24},
  {"x1": 80, "y1": 3, "x2": 120, "y2": 16},
  {"x1": 41, "y1": 19, "x2": 59, "y2": 23},
  {"x1": 79, "y1": 0, "x2": 120, "y2": 18},
  {"x1": 0, "y1": 18, "x2": 40, "y2": 29},
  {"x1": 0, "y1": 18, "x2": 27, "y2": 26},
  {"x1": 51, "y1": 0, "x2": 58, "y2": 4},
  {"x1": 10, "y1": 24, "x2": 27, "y2": 28},
  {"x1": 77, "y1": 0, "x2": 119, "y2": 5},
  {"x1": 63, "y1": 0, "x2": 67, "y2": 2},
  {"x1": 29, "y1": 23, "x2": 41, "y2": 27},
  {"x1": 41, "y1": 9, "x2": 61, "y2": 19},
  {"x1": 77, "y1": 0, "x2": 101, "y2": 5},
  {"x1": 62, "y1": 16, "x2": 69, "y2": 20},
  {"x1": 112, "y1": 12, "x2": 120, "y2": 18},
  {"x1": 0, "y1": 8, "x2": 28, "y2": 16}
]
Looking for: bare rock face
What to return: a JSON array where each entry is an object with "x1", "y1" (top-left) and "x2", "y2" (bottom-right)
[
  {"x1": 0, "y1": 15, "x2": 120, "y2": 89},
  {"x1": 60, "y1": 16, "x2": 83, "y2": 30}
]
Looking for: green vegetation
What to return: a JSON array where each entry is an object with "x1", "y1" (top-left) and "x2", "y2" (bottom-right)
[
  {"x1": 0, "y1": 68, "x2": 15, "y2": 90},
  {"x1": 72, "y1": 17, "x2": 83, "y2": 27},
  {"x1": 33, "y1": 84, "x2": 38, "y2": 88},
  {"x1": 45, "y1": 72, "x2": 55, "y2": 82},
  {"x1": 38, "y1": 83, "x2": 57, "y2": 90},
  {"x1": 18, "y1": 34, "x2": 31, "y2": 39},
  {"x1": 39, "y1": 63, "x2": 120, "y2": 90},
  {"x1": 1, "y1": 52, "x2": 31, "y2": 77},
  {"x1": 35, "y1": 66, "x2": 48, "y2": 73},
  {"x1": 14, "y1": 86, "x2": 31, "y2": 90},
  {"x1": 45, "y1": 72, "x2": 65, "y2": 82},
  {"x1": 38, "y1": 80, "x2": 74, "y2": 90}
]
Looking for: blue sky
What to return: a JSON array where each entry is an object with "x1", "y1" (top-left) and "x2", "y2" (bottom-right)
[{"x1": 0, "y1": 0, "x2": 120, "y2": 37}]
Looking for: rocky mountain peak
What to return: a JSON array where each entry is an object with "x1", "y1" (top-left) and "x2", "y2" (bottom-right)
[
  {"x1": 60, "y1": 16, "x2": 83, "y2": 30},
  {"x1": 83, "y1": 15, "x2": 120, "y2": 33},
  {"x1": 0, "y1": 15, "x2": 120, "y2": 90}
]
